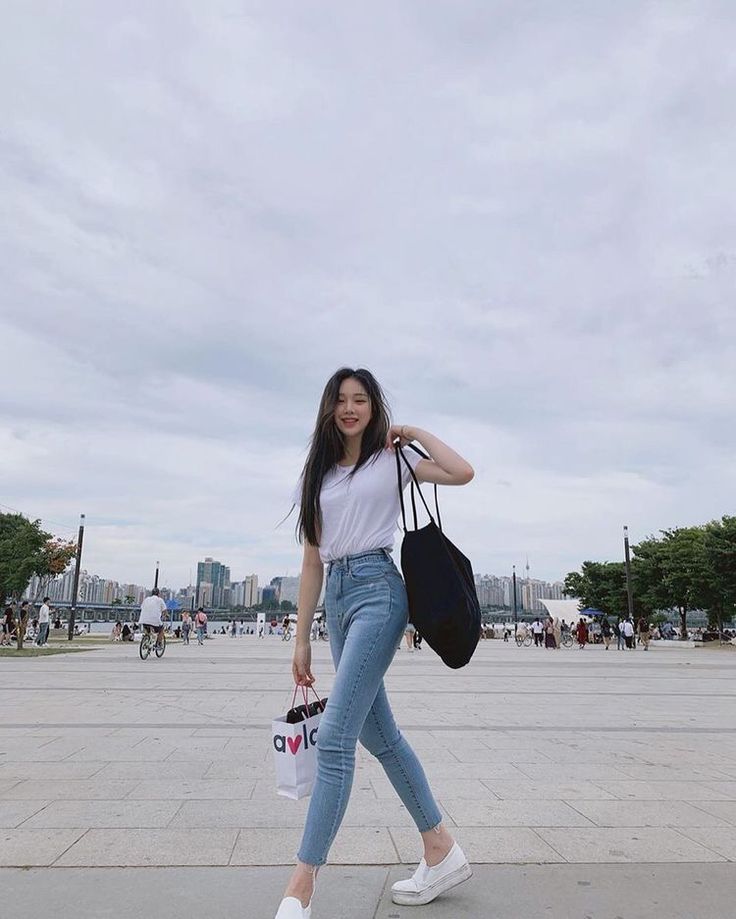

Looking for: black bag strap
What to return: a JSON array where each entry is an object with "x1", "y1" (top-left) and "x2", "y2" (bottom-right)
[{"x1": 394, "y1": 441, "x2": 443, "y2": 533}]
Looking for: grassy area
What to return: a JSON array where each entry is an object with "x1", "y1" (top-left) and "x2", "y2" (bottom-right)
[{"x1": 0, "y1": 645, "x2": 93, "y2": 656}]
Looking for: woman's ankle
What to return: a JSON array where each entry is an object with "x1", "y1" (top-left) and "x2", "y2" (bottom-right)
[
  {"x1": 422, "y1": 825, "x2": 454, "y2": 866},
  {"x1": 283, "y1": 862, "x2": 317, "y2": 907}
]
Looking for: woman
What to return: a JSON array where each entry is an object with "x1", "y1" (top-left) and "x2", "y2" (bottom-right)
[
  {"x1": 544, "y1": 617, "x2": 555, "y2": 649},
  {"x1": 600, "y1": 615, "x2": 612, "y2": 650},
  {"x1": 181, "y1": 611, "x2": 191, "y2": 645},
  {"x1": 576, "y1": 618, "x2": 589, "y2": 649},
  {"x1": 276, "y1": 368, "x2": 474, "y2": 919},
  {"x1": 552, "y1": 617, "x2": 562, "y2": 649},
  {"x1": 195, "y1": 607, "x2": 207, "y2": 645}
]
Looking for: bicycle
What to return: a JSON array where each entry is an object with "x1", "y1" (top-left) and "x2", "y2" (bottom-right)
[
  {"x1": 139, "y1": 626, "x2": 166, "y2": 660},
  {"x1": 515, "y1": 633, "x2": 533, "y2": 647},
  {"x1": 560, "y1": 632, "x2": 573, "y2": 648}
]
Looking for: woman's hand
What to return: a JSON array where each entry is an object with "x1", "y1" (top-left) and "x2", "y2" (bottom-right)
[
  {"x1": 292, "y1": 640, "x2": 315, "y2": 687},
  {"x1": 386, "y1": 424, "x2": 413, "y2": 451}
]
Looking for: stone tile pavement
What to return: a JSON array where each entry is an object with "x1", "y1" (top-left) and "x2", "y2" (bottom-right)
[{"x1": 1, "y1": 635, "x2": 735, "y2": 916}]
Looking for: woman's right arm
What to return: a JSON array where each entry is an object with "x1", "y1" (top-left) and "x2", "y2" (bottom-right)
[{"x1": 292, "y1": 540, "x2": 323, "y2": 686}]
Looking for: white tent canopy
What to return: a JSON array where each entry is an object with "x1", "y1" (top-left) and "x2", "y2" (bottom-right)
[{"x1": 539, "y1": 599, "x2": 582, "y2": 619}]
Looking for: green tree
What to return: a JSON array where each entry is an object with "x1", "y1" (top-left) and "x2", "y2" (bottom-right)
[
  {"x1": 279, "y1": 600, "x2": 295, "y2": 612},
  {"x1": 701, "y1": 517, "x2": 736, "y2": 629},
  {"x1": 564, "y1": 561, "x2": 628, "y2": 618},
  {"x1": 0, "y1": 513, "x2": 76, "y2": 650},
  {"x1": 634, "y1": 527, "x2": 707, "y2": 640}
]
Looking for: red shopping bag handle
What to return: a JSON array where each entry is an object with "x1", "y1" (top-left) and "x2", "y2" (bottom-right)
[{"x1": 289, "y1": 683, "x2": 325, "y2": 717}]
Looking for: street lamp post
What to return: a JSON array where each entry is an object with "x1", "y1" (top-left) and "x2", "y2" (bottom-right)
[
  {"x1": 154, "y1": 561, "x2": 160, "y2": 591},
  {"x1": 67, "y1": 514, "x2": 86, "y2": 641},
  {"x1": 512, "y1": 565, "x2": 518, "y2": 634},
  {"x1": 623, "y1": 525, "x2": 635, "y2": 622}
]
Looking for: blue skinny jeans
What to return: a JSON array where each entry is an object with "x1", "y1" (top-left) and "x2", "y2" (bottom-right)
[{"x1": 297, "y1": 549, "x2": 442, "y2": 866}]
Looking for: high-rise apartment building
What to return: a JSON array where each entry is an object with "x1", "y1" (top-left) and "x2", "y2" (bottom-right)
[
  {"x1": 270, "y1": 576, "x2": 300, "y2": 606},
  {"x1": 243, "y1": 575, "x2": 258, "y2": 607},
  {"x1": 473, "y1": 572, "x2": 566, "y2": 612},
  {"x1": 228, "y1": 575, "x2": 258, "y2": 608},
  {"x1": 196, "y1": 557, "x2": 230, "y2": 608}
]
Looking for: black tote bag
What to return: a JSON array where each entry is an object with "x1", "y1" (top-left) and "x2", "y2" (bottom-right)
[{"x1": 395, "y1": 443, "x2": 481, "y2": 669}]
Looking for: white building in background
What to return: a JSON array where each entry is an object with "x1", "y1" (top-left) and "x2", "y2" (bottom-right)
[
  {"x1": 229, "y1": 574, "x2": 259, "y2": 608},
  {"x1": 244, "y1": 574, "x2": 258, "y2": 607}
]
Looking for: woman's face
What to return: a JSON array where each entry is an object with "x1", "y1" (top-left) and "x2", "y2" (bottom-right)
[{"x1": 333, "y1": 377, "x2": 372, "y2": 440}]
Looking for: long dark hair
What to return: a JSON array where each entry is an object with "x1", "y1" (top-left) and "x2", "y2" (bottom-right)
[{"x1": 297, "y1": 367, "x2": 390, "y2": 546}]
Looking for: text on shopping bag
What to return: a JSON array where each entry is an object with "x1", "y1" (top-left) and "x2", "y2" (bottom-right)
[{"x1": 273, "y1": 721, "x2": 319, "y2": 754}]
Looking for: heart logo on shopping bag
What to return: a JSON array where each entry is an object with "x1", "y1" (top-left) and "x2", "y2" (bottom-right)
[{"x1": 287, "y1": 735, "x2": 303, "y2": 755}]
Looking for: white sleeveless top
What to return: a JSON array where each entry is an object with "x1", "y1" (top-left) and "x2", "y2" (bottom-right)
[{"x1": 297, "y1": 448, "x2": 423, "y2": 563}]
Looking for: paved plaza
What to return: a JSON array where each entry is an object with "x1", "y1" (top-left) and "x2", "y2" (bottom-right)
[{"x1": 1, "y1": 635, "x2": 735, "y2": 917}]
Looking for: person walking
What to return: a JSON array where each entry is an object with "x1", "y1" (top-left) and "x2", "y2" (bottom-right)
[
  {"x1": 275, "y1": 368, "x2": 475, "y2": 918},
  {"x1": 552, "y1": 617, "x2": 562, "y2": 649},
  {"x1": 600, "y1": 615, "x2": 612, "y2": 650},
  {"x1": 616, "y1": 617, "x2": 625, "y2": 650},
  {"x1": 623, "y1": 617, "x2": 635, "y2": 649},
  {"x1": 637, "y1": 615, "x2": 650, "y2": 650},
  {"x1": 404, "y1": 621, "x2": 416, "y2": 652},
  {"x1": 531, "y1": 618, "x2": 544, "y2": 647},
  {"x1": 181, "y1": 611, "x2": 191, "y2": 645},
  {"x1": 576, "y1": 618, "x2": 589, "y2": 649},
  {"x1": 543, "y1": 617, "x2": 556, "y2": 649},
  {"x1": 194, "y1": 607, "x2": 207, "y2": 645},
  {"x1": 36, "y1": 597, "x2": 51, "y2": 647}
]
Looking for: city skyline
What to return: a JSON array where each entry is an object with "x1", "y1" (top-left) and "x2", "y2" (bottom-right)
[{"x1": 26, "y1": 555, "x2": 566, "y2": 613}]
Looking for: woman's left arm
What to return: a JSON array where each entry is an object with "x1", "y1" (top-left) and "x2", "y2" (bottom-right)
[{"x1": 389, "y1": 425, "x2": 474, "y2": 486}]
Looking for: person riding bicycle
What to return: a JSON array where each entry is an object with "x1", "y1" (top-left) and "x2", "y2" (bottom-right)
[
  {"x1": 138, "y1": 588, "x2": 166, "y2": 646},
  {"x1": 282, "y1": 614, "x2": 292, "y2": 640}
]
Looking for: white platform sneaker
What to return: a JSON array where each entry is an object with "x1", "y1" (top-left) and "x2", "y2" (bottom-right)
[
  {"x1": 274, "y1": 869, "x2": 315, "y2": 919},
  {"x1": 274, "y1": 896, "x2": 311, "y2": 919},
  {"x1": 391, "y1": 842, "x2": 472, "y2": 906}
]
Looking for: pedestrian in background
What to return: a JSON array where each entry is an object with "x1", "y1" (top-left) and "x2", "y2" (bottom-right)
[
  {"x1": 576, "y1": 618, "x2": 588, "y2": 649},
  {"x1": 600, "y1": 616, "x2": 612, "y2": 650},
  {"x1": 195, "y1": 607, "x2": 207, "y2": 645},
  {"x1": 1, "y1": 606, "x2": 14, "y2": 646},
  {"x1": 404, "y1": 621, "x2": 416, "y2": 652},
  {"x1": 616, "y1": 618, "x2": 625, "y2": 650},
  {"x1": 637, "y1": 615, "x2": 651, "y2": 650},
  {"x1": 181, "y1": 610, "x2": 191, "y2": 645},
  {"x1": 36, "y1": 597, "x2": 51, "y2": 647},
  {"x1": 623, "y1": 617, "x2": 635, "y2": 649}
]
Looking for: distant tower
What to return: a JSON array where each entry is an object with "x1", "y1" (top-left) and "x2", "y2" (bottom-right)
[{"x1": 523, "y1": 555, "x2": 531, "y2": 612}]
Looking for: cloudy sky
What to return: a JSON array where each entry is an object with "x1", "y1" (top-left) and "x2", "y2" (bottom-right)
[{"x1": 2, "y1": 1, "x2": 734, "y2": 590}]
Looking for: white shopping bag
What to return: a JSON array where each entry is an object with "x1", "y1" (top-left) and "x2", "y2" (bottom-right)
[{"x1": 272, "y1": 687, "x2": 327, "y2": 800}]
